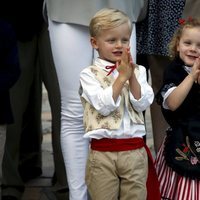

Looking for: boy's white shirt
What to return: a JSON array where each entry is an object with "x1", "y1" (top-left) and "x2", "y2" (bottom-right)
[{"x1": 80, "y1": 57, "x2": 154, "y2": 139}]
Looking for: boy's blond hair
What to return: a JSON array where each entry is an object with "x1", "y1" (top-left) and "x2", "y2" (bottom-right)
[{"x1": 89, "y1": 8, "x2": 132, "y2": 37}]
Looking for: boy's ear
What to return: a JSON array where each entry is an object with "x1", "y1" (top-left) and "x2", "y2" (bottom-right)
[{"x1": 90, "y1": 37, "x2": 98, "y2": 49}]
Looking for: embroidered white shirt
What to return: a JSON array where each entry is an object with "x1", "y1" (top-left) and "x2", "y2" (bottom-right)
[{"x1": 80, "y1": 58, "x2": 154, "y2": 139}]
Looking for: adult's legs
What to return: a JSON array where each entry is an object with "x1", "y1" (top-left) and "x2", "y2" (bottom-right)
[
  {"x1": 0, "y1": 125, "x2": 6, "y2": 196},
  {"x1": 18, "y1": 58, "x2": 42, "y2": 182},
  {"x1": 2, "y1": 38, "x2": 39, "y2": 199},
  {"x1": 39, "y1": 23, "x2": 68, "y2": 197},
  {"x1": 48, "y1": 22, "x2": 93, "y2": 200}
]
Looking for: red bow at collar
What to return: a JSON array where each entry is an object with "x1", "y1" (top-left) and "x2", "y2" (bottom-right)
[{"x1": 105, "y1": 64, "x2": 117, "y2": 76}]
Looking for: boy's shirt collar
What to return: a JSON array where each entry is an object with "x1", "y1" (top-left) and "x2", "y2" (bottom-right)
[
  {"x1": 94, "y1": 58, "x2": 115, "y2": 70},
  {"x1": 94, "y1": 58, "x2": 117, "y2": 76}
]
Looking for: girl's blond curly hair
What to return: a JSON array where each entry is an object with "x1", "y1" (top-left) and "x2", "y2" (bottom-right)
[{"x1": 169, "y1": 17, "x2": 200, "y2": 59}]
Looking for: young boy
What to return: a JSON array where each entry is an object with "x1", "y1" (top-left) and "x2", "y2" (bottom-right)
[{"x1": 79, "y1": 8, "x2": 160, "y2": 200}]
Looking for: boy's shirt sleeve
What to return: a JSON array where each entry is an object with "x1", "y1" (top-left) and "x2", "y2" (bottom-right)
[
  {"x1": 80, "y1": 68, "x2": 120, "y2": 116},
  {"x1": 129, "y1": 65, "x2": 154, "y2": 112}
]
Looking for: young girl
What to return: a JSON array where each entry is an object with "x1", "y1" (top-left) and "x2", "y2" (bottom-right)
[
  {"x1": 79, "y1": 8, "x2": 160, "y2": 200},
  {"x1": 155, "y1": 18, "x2": 200, "y2": 199}
]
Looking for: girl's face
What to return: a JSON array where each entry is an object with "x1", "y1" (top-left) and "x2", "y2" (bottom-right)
[
  {"x1": 90, "y1": 22, "x2": 131, "y2": 63},
  {"x1": 177, "y1": 27, "x2": 200, "y2": 67}
]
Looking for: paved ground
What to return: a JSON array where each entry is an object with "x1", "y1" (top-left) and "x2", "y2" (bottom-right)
[{"x1": 9, "y1": 86, "x2": 155, "y2": 200}]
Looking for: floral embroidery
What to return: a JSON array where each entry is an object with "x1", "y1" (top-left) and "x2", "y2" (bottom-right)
[
  {"x1": 103, "y1": 77, "x2": 111, "y2": 86},
  {"x1": 89, "y1": 105, "x2": 95, "y2": 114},
  {"x1": 91, "y1": 68, "x2": 98, "y2": 76},
  {"x1": 83, "y1": 65, "x2": 143, "y2": 133},
  {"x1": 101, "y1": 122, "x2": 111, "y2": 129},
  {"x1": 87, "y1": 125, "x2": 93, "y2": 132},
  {"x1": 175, "y1": 136, "x2": 200, "y2": 165},
  {"x1": 128, "y1": 104, "x2": 134, "y2": 113},
  {"x1": 96, "y1": 113, "x2": 106, "y2": 124},
  {"x1": 191, "y1": 157, "x2": 198, "y2": 165},
  {"x1": 110, "y1": 110, "x2": 121, "y2": 123}
]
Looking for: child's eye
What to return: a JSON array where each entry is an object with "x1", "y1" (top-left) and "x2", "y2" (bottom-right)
[
  {"x1": 197, "y1": 44, "x2": 200, "y2": 49},
  {"x1": 122, "y1": 39, "x2": 129, "y2": 43},
  {"x1": 184, "y1": 41, "x2": 191, "y2": 45},
  {"x1": 107, "y1": 39, "x2": 115, "y2": 43}
]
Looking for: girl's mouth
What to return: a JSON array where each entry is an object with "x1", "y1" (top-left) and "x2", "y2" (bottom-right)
[{"x1": 187, "y1": 55, "x2": 198, "y2": 59}]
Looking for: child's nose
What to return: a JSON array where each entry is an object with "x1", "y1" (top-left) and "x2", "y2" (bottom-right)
[
  {"x1": 191, "y1": 45, "x2": 198, "y2": 51},
  {"x1": 115, "y1": 40, "x2": 122, "y2": 48}
]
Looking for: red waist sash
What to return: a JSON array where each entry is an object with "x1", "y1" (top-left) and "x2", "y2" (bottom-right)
[{"x1": 91, "y1": 137, "x2": 144, "y2": 151}]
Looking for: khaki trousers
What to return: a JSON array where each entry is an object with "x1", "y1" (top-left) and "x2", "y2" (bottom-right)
[{"x1": 86, "y1": 147, "x2": 148, "y2": 200}]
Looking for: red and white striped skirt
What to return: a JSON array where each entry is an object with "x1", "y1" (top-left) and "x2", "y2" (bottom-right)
[{"x1": 154, "y1": 137, "x2": 200, "y2": 200}]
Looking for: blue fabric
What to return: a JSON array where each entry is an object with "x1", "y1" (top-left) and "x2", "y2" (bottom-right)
[
  {"x1": 136, "y1": 0, "x2": 185, "y2": 56},
  {"x1": 0, "y1": 19, "x2": 20, "y2": 124}
]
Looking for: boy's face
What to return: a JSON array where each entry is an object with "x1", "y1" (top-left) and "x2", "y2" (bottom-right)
[
  {"x1": 177, "y1": 27, "x2": 200, "y2": 67},
  {"x1": 91, "y1": 22, "x2": 131, "y2": 63}
]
